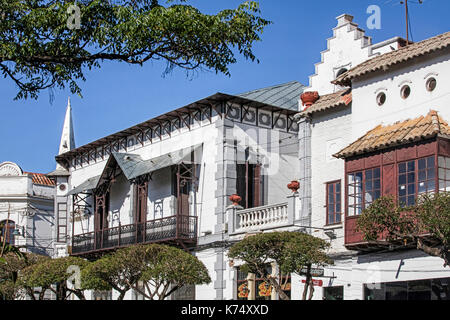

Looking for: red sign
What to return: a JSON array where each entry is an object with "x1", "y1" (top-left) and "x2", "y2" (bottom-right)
[{"x1": 301, "y1": 279, "x2": 323, "y2": 287}]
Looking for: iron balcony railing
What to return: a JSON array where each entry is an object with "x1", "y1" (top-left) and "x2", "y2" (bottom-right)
[{"x1": 71, "y1": 215, "x2": 197, "y2": 255}]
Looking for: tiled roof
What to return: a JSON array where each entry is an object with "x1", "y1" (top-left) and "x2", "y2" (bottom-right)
[
  {"x1": 24, "y1": 172, "x2": 56, "y2": 186},
  {"x1": 333, "y1": 31, "x2": 450, "y2": 86},
  {"x1": 300, "y1": 89, "x2": 352, "y2": 117},
  {"x1": 237, "y1": 81, "x2": 305, "y2": 111},
  {"x1": 334, "y1": 110, "x2": 450, "y2": 159}
]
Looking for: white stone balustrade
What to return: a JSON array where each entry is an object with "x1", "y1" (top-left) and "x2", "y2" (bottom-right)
[{"x1": 235, "y1": 202, "x2": 289, "y2": 232}]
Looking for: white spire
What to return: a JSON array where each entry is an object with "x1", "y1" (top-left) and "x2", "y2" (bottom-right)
[{"x1": 58, "y1": 97, "x2": 75, "y2": 156}]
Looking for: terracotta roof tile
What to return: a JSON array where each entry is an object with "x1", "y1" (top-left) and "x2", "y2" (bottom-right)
[
  {"x1": 334, "y1": 110, "x2": 450, "y2": 159},
  {"x1": 23, "y1": 172, "x2": 56, "y2": 186},
  {"x1": 300, "y1": 89, "x2": 352, "y2": 116},
  {"x1": 333, "y1": 32, "x2": 450, "y2": 86}
]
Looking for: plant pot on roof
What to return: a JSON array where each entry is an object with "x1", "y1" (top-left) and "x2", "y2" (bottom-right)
[{"x1": 300, "y1": 91, "x2": 319, "y2": 110}]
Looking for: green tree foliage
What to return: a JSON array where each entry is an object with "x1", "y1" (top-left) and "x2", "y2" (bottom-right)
[
  {"x1": 228, "y1": 232, "x2": 333, "y2": 300},
  {"x1": 356, "y1": 193, "x2": 450, "y2": 267},
  {"x1": 81, "y1": 244, "x2": 210, "y2": 300},
  {"x1": 19, "y1": 256, "x2": 89, "y2": 300},
  {"x1": 0, "y1": 0, "x2": 271, "y2": 100},
  {"x1": 137, "y1": 244, "x2": 210, "y2": 300},
  {"x1": 0, "y1": 252, "x2": 49, "y2": 300}
]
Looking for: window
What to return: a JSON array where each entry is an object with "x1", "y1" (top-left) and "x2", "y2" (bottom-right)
[
  {"x1": 236, "y1": 265, "x2": 290, "y2": 300},
  {"x1": 401, "y1": 85, "x2": 411, "y2": 99},
  {"x1": 364, "y1": 278, "x2": 450, "y2": 300},
  {"x1": 323, "y1": 286, "x2": 344, "y2": 300},
  {"x1": 237, "y1": 268, "x2": 249, "y2": 300},
  {"x1": 426, "y1": 77, "x2": 437, "y2": 92},
  {"x1": 398, "y1": 156, "x2": 435, "y2": 207},
  {"x1": 0, "y1": 220, "x2": 15, "y2": 245},
  {"x1": 57, "y1": 203, "x2": 67, "y2": 242},
  {"x1": 326, "y1": 181, "x2": 342, "y2": 225},
  {"x1": 347, "y1": 168, "x2": 381, "y2": 216},
  {"x1": 336, "y1": 68, "x2": 348, "y2": 78},
  {"x1": 376, "y1": 92, "x2": 386, "y2": 106},
  {"x1": 236, "y1": 163, "x2": 262, "y2": 209},
  {"x1": 438, "y1": 156, "x2": 450, "y2": 191}
]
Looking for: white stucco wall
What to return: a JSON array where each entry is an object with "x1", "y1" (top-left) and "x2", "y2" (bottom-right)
[{"x1": 351, "y1": 51, "x2": 450, "y2": 140}]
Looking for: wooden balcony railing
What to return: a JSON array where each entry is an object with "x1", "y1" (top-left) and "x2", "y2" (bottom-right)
[{"x1": 71, "y1": 215, "x2": 197, "y2": 255}]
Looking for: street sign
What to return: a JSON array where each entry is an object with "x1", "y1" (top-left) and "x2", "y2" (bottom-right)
[
  {"x1": 300, "y1": 267, "x2": 324, "y2": 277},
  {"x1": 301, "y1": 279, "x2": 323, "y2": 287}
]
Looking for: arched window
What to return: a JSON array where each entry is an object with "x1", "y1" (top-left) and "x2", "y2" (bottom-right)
[
  {"x1": 336, "y1": 68, "x2": 348, "y2": 78},
  {"x1": 0, "y1": 220, "x2": 15, "y2": 245}
]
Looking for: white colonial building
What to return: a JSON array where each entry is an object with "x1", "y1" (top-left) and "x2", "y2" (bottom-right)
[
  {"x1": 297, "y1": 16, "x2": 450, "y2": 300},
  {"x1": 0, "y1": 161, "x2": 55, "y2": 257}
]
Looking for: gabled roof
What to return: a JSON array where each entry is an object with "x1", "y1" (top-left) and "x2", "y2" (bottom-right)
[
  {"x1": 300, "y1": 89, "x2": 352, "y2": 117},
  {"x1": 67, "y1": 175, "x2": 101, "y2": 195},
  {"x1": 333, "y1": 31, "x2": 450, "y2": 86},
  {"x1": 334, "y1": 110, "x2": 450, "y2": 159},
  {"x1": 95, "y1": 144, "x2": 202, "y2": 190},
  {"x1": 23, "y1": 172, "x2": 56, "y2": 186},
  {"x1": 238, "y1": 81, "x2": 305, "y2": 111}
]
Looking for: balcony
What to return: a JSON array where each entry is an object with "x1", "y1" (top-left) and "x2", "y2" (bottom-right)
[
  {"x1": 228, "y1": 193, "x2": 298, "y2": 235},
  {"x1": 71, "y1": 215, "x2": 197, "y2": 255}
]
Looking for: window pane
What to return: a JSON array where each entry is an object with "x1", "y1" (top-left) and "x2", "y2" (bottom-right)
[
  {"x1": 364, "y1": 283, "x2": 385, "y2": 301},
  {"x1": 386, "y1": 282, "x2": 407, "y2": 300},
  {"x1": 427, "y1": 156, "x2": 435, "y2": 167},
  {"x1": 427, "y1": 168, "x2": 435, "y2": 180},
  {"x1": 399, "y1": 174, "x2": 406, "y2": 185},
  {"x1": 431, "y1": 278, "x2": 450, "y2": 300},
  {"x1": 408, "y1": 280, "x2": 431, "y2": 300},
  {"x1": 374, "y1": 168, "x2": 381, "y2": 179},
  {"x1": 323, "y1": 286, "x2": 344, "y2": 300},
  {"x1": 407, "y1": 161, "x2": 415, "y2": 172},
  {"x1": 418, "y1": 158, "x2": 426, "y2": 170},
  {"x1": 399, "y1": 163, "x2": 406, "y2": 174}
]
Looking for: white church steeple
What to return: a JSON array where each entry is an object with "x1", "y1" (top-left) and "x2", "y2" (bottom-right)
[
  {"x1": 48, "y1": 97, "x2": 75, "y2": 176},
  {"x1": 58, "y1": 97, "x2": 75, "y2": 156}
]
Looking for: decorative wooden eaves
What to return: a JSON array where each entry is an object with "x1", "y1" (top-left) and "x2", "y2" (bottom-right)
[{"x1": 56, "y1": 93, "x2": 299, "y2": 170}]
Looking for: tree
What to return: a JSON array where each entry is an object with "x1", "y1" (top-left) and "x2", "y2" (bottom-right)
[
  {"x1": 0, "y1": 252, "x2": 49, "y2": 300},
  {"x1": 81, "y1": 244, "x2": 210, "y2": 300},
  {"x1": 81, "y1": 245, "x2": 149, "y2": 300},
  {"x1": 356, "y1": 193, "x2": 450, "y2": 267},
  {"x1": 228, "y1": 232, "x2": 333, "y2": 301},
  {"x1": 0, "y1": 0, "x2": 271, "y2": 100},
  {"x1": 132, "y1": 244, "x2": 210, "y2": 300},
  {"x1": 19, "y1": 256, "x2": 89, "y2": 300}
]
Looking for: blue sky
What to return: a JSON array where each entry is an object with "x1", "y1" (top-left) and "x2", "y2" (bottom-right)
[{"x1": 1, "y1": 0, "x2": 449, "y2": 174}]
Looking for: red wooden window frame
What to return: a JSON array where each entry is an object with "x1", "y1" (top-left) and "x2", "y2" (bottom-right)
[
  {"x1": 398, "y1": 155, "x2": 436, "y2": 207},
  {"x1": 326, "y1": 180, "x2": 342, "y2": 225},
  {"x1": 347, "y1": 167, "x2": 381, "y2": 217}
]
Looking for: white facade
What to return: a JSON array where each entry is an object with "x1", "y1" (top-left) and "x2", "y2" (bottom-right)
[
  {"x1": 0, "y1": 161, "x2": 55, "y2": 257},
  {"x1": 303, "y1": 16, "x2": 450, "y2": 300}
]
